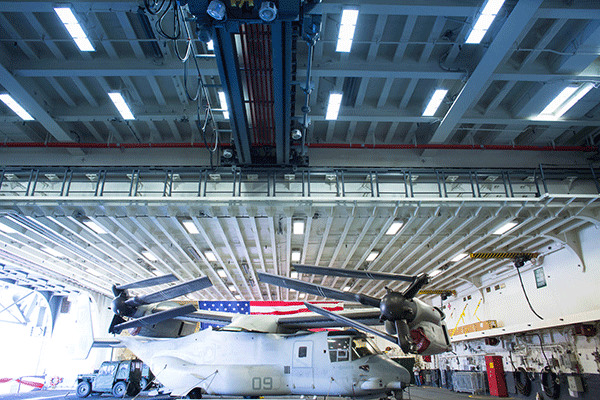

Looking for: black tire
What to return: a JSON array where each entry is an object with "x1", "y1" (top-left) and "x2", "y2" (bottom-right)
[
  {"x1": 112, "y1": 381, "x2": 127, "y2": 397},
  {"x1": 185, "y1": 388, "x2": 203, "y2": 399},
  {"x1": 76, "y1": 381, "x2": 92, "y2": 398},
  {"x1": 127, "y1": 383, "x2": 141, "y2": 397}
]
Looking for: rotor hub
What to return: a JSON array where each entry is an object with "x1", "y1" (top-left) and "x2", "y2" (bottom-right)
[{"x1": 380, "y1": 291, "x2": 415, "y2": 321}]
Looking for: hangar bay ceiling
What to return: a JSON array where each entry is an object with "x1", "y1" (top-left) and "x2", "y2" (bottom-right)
[
  {"x1": 0, "y1": 0, "x2": 599, "y2": 301},
  {"x1": 0, "y1": 166, "x2": 598, "y2": 301}
]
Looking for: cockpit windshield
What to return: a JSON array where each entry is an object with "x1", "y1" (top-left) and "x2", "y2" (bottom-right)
[
  {"x1": 328, "y1": 336, "x2": 380, "y2": 362},
  {"x1": 351, "y1": 337, "x2": 380, "y2": 360}
]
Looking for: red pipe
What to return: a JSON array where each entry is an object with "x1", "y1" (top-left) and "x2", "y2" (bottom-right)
[{"x1": 0, "y1": 142, "x2": 595, "y2": 152}]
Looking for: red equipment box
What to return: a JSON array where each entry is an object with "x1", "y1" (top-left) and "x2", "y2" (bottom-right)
[{"x1": 485, "y1": 355, "x2": 508, "y2": 397}]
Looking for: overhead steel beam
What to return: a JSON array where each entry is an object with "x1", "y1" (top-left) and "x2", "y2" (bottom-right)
[
  {"x1": 0, "y1": 62, "x2": 84, "y2": 155},
  {"x1": 272, "y1": 21, "x2": 293, "y2": 165},
  {"x1": 13, "y1": 59, "x2": 600, "y2": 83},
  {"x1": 429, "y1": 0, "x2": 544, "y2": 144},
  {"x1": 213, "y1": 26, "x2": 252, "y2": 164}
]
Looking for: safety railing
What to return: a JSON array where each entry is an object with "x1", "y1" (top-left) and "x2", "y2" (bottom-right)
[{"x1": 0, "y1": 165, "x2": 598, "y2": 199}]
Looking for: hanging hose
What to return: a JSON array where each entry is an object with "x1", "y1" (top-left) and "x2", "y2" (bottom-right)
[
  {"x1": 514, "y1": 367, "x2": 532, "y2": 396},
  {"x1": 541, "y1": 366, "x2": 560, "y2": 399}
]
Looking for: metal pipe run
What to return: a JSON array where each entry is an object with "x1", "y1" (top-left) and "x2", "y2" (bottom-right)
[{"x1": 0, "y1": 142, "x2": 596, "y2": 152}]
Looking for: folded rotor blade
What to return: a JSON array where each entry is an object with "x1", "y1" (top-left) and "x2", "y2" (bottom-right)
[
  {"x1": 304, "y1": 302, "x2": 398, "y2": 345},
  {"x1": 257, "y1": 272, "x2": 380, "y2": 308},
  {"x1": 127, "y1": 276, "x2": 212, "y2": 307},
  {"x1": 112, "y1": 304, "x2": 197, "y2": 334},
  {"x1": 402, "y1": 273, "x2": 430, "y2": 299},
  {"x1": 116, "y1": 274, "x2": 179, "y2": 290},
  {"x1": 293, "y1": 264, "x2": 416, "y2": 282}
]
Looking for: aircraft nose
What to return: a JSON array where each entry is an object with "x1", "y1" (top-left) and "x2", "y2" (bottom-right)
[{"x1": 368, "y1": 356, "x2": 411, "y2": 386}]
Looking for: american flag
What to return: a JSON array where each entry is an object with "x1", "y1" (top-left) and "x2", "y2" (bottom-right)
[{"x1": 198, "y1": 301, "x2": 343, "y2": 329}]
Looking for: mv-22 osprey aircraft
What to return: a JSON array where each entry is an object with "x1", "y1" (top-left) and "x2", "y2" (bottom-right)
[{"x1": 103, "y1": 265, "x2": 451, "y2": 399}]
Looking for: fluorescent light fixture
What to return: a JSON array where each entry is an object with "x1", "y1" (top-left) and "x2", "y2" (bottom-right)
[
  {"x1": 83, "y1": 219, "x2": 107, "y2": 234},
  {"x1": 366, "y1": 251, "x2": 379, "y2": 262},
  {"x1": 234, "y1": 294, "x2": 242, "y2": 300},
  {"x1": 42, "y1": 247, "x2": 63, "y2": 258},
  {"x1": 534, "y1": 83, "x2": 595, "y2": 121},
  {"x1": 54, "y1": 6, "x2": 95, "y2": 51},
  {"x1": 492, "y1": 221, "x2": 518, "y2": 235},
  {"x1": 325, "y1": 92, "x2": 343, "y2": 120},
  {"x1": 429, "y1": 269, "x2": 442, "y2": 278},
  {"x1": 182, "y1": 220, "x2": 199, "y2": 234},
  {"x1": 481, "y1": 0, "x2": 506, "y2": 15},
  {"x1": 343, "y1": 285, "x2": 352, "y2": 292},
  {"x1": 465, "y1": 29, "x2": 487, "y2": 45},
  {"x1": 0, "y1": 94, "x2": 34, "y2": 121},
  {"x1": 293, "y1": 219, "x2": 305, "y2": 235},
  {"x1": 218, "y1": 91, "x2": 229, "y2": 119},
  {"x1": 290, "y1": 271, "x2": 299, "y2": 279},
  {"x1": 423, "y1": 89, "x2": 448, "y2": 116},
  {"x1": 108, "y1": 92, "x2": 134, "y2": 120},
  {"x1": 336, "y1": 9, "x2": 359, "y2": 52},
  {"x1": 0, "y1": 222, "x2": 18, "y2": 234},
  {"x1": 291, "y1": 251, "x2": 301, "y2": 262},
  {"x1": 217, "y1": 268, "x2": 227, "y2": 278},
  {"x1": 207, "y1": 40, "x2": 214, "y2": 51},
  {"x1": 228, "y1": 284, "x2": 237, "y2": 292},
  {"x1": 142, "y1": 251, "x2": 157, "y2": 262},
  {"x1": 205, "y1": 251, "x2": 217, "y2": 262},
  {"x1": 87, "y1": 268, "x2": 102, "y2": 277},
  {"x1": 450, "y1": 253, "x2": 468, "y2": 262},
  {"x1": 151, "y1": 269, "x2": 163, "y2": 277},
  {"x1": 465, "y1": 0, "x2": 505, "y2": 44},
  {"x1": 386, "y1": 221, "x2": 403, "y2": 236},
  {"x1": 299, "y1": 293, "x2": 306, "y2": 299}
]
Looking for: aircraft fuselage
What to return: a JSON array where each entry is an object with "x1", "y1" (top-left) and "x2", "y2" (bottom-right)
[{"x1": 122, "y1": 328, "x2": 410, "y2": 398}]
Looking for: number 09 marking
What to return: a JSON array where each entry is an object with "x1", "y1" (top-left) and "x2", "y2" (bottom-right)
[{"x1": 252, "y1": 377, "x2": 273, "y2": 390}]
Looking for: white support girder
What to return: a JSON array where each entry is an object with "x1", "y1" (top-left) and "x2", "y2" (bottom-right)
[{"x1": 430, "y1": 0, "x2": 544, "y2": 144}]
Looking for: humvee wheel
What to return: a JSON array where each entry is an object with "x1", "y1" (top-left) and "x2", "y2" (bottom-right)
[
  {"x1": 112, "y1": 381, "x2": 127, "y2": 397},
  {"x1": 76, "y1": 381, "x2": 91, "y2": 398}
]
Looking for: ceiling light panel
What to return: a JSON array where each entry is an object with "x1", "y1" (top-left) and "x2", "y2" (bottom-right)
[
  {"x1": 423, "y1": 89, "x2": 448, "y2": 116},
  {"x1": 450, "y1": 253, "x2": 468, "y2": 262},
  {"x1": 205, "y1": 251, "x2": 217, "y2": 262},
  {"x1": 218, "y1": 91, "x2": 229, "y2": 119},
  {"x1": 534, "y1": 83, "x2": 595, "y2": 120},
  {"x1": 292, "y1": 219, "x2": 305, "y2": 235},
  {"x1": 182, "y1": 220, "x2": 200, "y2": 234},
  {"x1": 142, "y1": 250, "x2": 157, "y2": 262},
  {"x1": 83, "y1": 219, "x2": 107, "y2": 234},
  {"x1": 0, "y1": 94, "x2": 34, "y2": 121},
  {"x1": 465, "y1": 0, "x2": 505, "y2": 44},
  {"x1": 492, "y1": 221, "x2": 518, "y2": 235},
  {"x1": 336, "y1": 9, "x2": 359, "y2": 52},
  {"x1": 386, "y1": 221, "x2": 403, "y2": 236},
  {"x1": 325, "y1": 92, "x2": 343, "y2": 120},
  {"x1": 108, "y1": 92, "x2": 134, "y2": 120},
  {"x1": 0, "y1": 222, "x2": 18, "y2": 234},
  {"x1": 291, "y1": 251, "x2": 301, "y2": 262},
  {"x1": 366, "y1": 251, "x2": 379, "y2": 262},
  {"x1": 54, "y1": 6, "x2": 95, "y2": 52}
]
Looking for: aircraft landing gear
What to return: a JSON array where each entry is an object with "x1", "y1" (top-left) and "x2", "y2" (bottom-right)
[
  {"x1": 185, "y1": 388, "x2": 203, "y2": 399},
  {"x1": 387, "y1": 390, "x2": 403, "y2": 400}
]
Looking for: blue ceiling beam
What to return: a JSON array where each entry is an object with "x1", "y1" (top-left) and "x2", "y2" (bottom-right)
[
  {"x1": 272, "y1": 21, "x2": 293, "y2": 165},
  {"x1": 212, "y1": 26, "x2": 253, "y2": 165}
]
